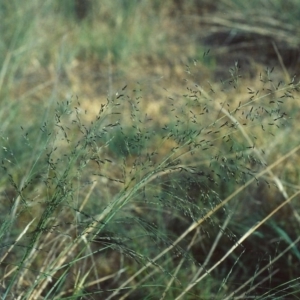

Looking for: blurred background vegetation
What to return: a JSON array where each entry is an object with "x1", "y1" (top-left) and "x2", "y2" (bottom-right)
[
  {"x1": 1, "y1": 0, "x2": 300, "y2": 115},
  {"x1": 1, "y1": 0, "x2": 300, "y2": 299}
]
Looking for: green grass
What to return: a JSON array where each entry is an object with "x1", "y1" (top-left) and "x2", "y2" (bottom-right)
[
  {"x1": 1, "y1": 66, "x2": 300, "y2": 299},
  {"x1": 1, "y1": 1, "x2": 300, "y2": 299}
]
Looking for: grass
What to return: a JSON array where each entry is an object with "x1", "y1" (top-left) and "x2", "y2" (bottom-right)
[{"x1": 1, "y1": 0, "x2": 300, "y2": 299}]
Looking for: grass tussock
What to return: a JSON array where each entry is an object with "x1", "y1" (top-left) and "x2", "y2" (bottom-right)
[{"x1": 1, "y1": 1, "x2": 300, "y2": 299}]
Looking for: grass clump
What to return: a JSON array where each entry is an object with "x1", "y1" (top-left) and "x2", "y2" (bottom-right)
[
  {"x1": 1, "y1": 1, "x2": 300, "y2": 299},
  {"x1": 1, "y1": 61, "x2": 300, "y2": 299}
]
